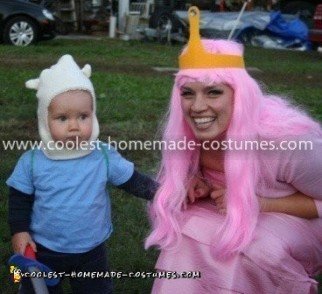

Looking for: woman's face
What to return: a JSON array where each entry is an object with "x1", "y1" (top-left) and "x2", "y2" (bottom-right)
[{"x1": 180, "y1": 81, "x2": 234, "y2": 141}]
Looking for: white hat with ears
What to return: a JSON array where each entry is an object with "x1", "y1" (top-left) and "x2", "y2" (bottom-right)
[{"x1": 26, "y1": 54, "x2": 99, "y2": 160}]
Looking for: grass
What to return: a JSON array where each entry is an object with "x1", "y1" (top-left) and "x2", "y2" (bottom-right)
[{"x1": 0, "y1": 38, "x2": 321, "y2": 293}]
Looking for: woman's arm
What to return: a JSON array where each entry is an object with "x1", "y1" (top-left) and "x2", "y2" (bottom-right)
[
  {"x1": 259, "y1": 192, "x2": 319, "y2": 219},
  {"x1": 276, "y1": 136, "x2": 322, "y2": 217},
  {"x1": 252, "y1": 136, "x2": 322, "y2": 219},
  {"x1": 187, "y1": 176, "x2": 320, "y2": 218}
]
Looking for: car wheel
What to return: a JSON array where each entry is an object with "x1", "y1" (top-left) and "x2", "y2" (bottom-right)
[{"x1": 3, "y1": 16, "x2": 38, "y2": 46}]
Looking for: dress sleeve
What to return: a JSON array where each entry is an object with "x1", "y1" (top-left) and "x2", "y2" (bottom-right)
[{"x1": 280, "y1": 136, "x2": 322, "y2": 216}]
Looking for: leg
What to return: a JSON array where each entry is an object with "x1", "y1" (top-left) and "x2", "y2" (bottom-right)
[
  {"x1": 20, "y1": 279, "x2": 63, "y2": 294},
  {"x1": 69, "y1": 243, "x2": 113, "y2": 294}
]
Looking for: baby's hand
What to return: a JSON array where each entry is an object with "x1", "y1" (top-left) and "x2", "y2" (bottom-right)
[
  {"x1": 12, "y1": 232, "x2": 37, "y2": 255},
  {"x1": 210, "y1": 189, "x2": 227, "y2": 214},
  {"x1": 188, "y1": 175, "x2": 212, "y2": 203}
]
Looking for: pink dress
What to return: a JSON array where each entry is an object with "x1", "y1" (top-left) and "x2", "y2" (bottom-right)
[{"x1": 152, "y1": 137, "x2": 322, "y2": 293}]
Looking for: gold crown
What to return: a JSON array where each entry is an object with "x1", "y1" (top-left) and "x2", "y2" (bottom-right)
[{"x1": 179, "y1": 6, "x2": 245, "y2": 69}]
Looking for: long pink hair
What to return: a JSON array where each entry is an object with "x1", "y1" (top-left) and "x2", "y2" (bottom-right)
[{"x1": 145, "y1": 40, "x2": 321, "y2": 258}]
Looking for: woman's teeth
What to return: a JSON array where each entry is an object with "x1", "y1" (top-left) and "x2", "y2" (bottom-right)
[{"x1": 193, "y1": 117, "x2": 216, "y2": 125}]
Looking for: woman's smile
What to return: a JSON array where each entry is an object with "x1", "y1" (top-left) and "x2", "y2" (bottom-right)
[{"x1": 193, "y1": 116, "x2": 217, "y2": 129}]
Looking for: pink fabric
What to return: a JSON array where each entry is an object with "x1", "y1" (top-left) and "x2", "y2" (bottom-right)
[
  {"x1": 255, "y1": 136, "x2": 322, "y2": 217},
  {"x1": 152, "y1": 138, "x2": 322, "y2": 293},
  {"x1": 152, "y1": 203, "x2": 322, "y2": 293},
  {"x1": 315, "y1": 200, "x2": 322, "y2": 218}
]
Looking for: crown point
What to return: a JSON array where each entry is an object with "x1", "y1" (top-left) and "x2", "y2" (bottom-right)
[{"x1": 178, "y1": 6, "x2": 245, "y2": 69}]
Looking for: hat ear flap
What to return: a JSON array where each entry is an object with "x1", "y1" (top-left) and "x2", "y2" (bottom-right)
[
  {"x1": 25, "y1": 78, "x2": 40, "y2": 90},
  {"x1": 82, "y1": 64, "x2": 91, "y2": 78}
]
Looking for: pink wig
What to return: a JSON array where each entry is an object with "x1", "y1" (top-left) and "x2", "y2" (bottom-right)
[{"x1": 145, "y1": 40, "x2": 321, "y2": 258}]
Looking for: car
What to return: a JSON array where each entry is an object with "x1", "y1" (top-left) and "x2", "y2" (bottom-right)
[
  {"x1": 149, "y1": 0, "x2": 321, "y2": 33},
  {"x1": 0, "y1": 0, "x2": 56, "y2": 46}
]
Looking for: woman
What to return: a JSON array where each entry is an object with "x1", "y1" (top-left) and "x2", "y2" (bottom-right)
[{"x1": 145, "y1": 7, "x2": 322, "y2": 293}]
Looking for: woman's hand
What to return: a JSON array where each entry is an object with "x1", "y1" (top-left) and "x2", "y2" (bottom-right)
[
  {"x1": 258, "y1": 192, "x2": 319, "y2": 219},
  {"x1": 188, "y1": 175, "x2": 212, "y2": 203},
  {"x1": 12, "y1": 232, "x2": 37, "y2": 255},
  {"x1": 210, "y1": 189, "x2": 227, "y2": 214},
  {"x1": 187, "y1": 175, "x2": 227, "y2": 213}
]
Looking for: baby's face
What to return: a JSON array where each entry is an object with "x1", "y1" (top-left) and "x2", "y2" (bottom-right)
[{"x1": 48, "y1": 90, "x2": 93, "y2": 146}]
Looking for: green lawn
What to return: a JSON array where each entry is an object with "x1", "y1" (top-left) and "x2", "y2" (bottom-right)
[{"x1": 0, "y1": 38, "x2": 321, "y2": 293}]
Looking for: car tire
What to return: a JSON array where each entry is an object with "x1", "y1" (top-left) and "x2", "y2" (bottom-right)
[{"x1": 3, "y1": 16, "x2": 38, "y2": 46}]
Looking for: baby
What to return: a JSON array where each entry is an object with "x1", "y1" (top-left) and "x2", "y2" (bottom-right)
[{"x1": 7, "y1": 55, "x2": 157, "y2": 293}]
